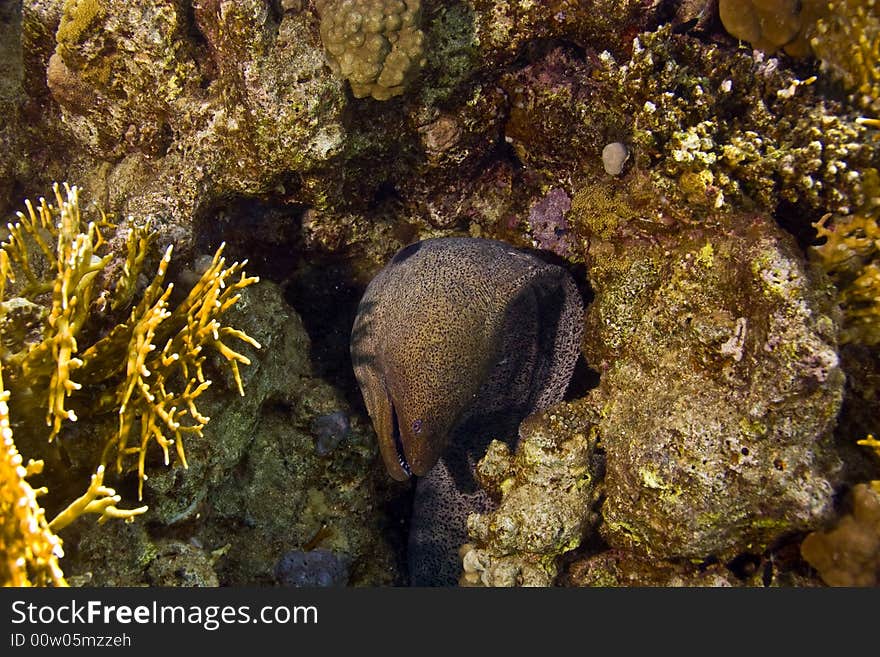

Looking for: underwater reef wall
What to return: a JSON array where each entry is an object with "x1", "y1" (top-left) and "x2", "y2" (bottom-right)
[
  {"x1": 57, "y1": 279, "x2": 398, "y2": 586},
  {"x1": 3, "y1": 1, "x2": 880, "y2": 586}
]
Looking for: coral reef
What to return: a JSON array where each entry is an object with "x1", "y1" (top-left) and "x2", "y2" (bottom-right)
[
  {"x1": 578, "y1": 210, "x2": 843, "y2": 561},
  {"x1": 459, "y1": 403, "x2": 601, "y2": 587},
  {"x1": 811, "y1": 212, "x2": 880, "y2": 345},
  {"x1": 800, "y1": 483, "x2": 880, "y2": 586},
  {"x1": 811, "y1": 0, "x2": 880, "y2": 114},
  {"x1": 5, "y1": 0, "x2": 880, "y2": 589},
  {"x1": 596, "y1": 25, "x2": 877, "y2": 216},
  {"x1": 0, "y1": 367, "x2": 66, "y2": 587},
  {"x1": 316, "y1": 0, "x2": 426, "y2": 100}
]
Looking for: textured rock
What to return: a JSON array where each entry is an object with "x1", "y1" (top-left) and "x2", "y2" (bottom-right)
[
  {"x1": 145, "y1": 541, "x2": 220, "y2": 587},
  {"x1": 562, "y1": 547, "x2": 822, "y2": 587},
  {"x1": 472, "y1": 0, "x2": 660, "y2": 64},
  {"x1": 24, "y1": 0, "x2": 348, "y2": 257},
  {"x1": 580, "y1": 212, "x2": 844, "y2": 561},
  {"x1": 526, "y1": 188, "x2": 573, "y2": 257},
  {"x1": 460, "y1": 403, "x2": 601, "y2": 587},
  {"x1": 48, "y1": 0, "x2": 200, "y2": 157},
  {"x1": 275, "y1": 548, "x2": 351, "y2": 587},
  {"x1": 564, "y1": 550, "x2": 744, "y2": 587}
]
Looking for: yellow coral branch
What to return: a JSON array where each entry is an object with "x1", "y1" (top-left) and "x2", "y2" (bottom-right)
[
  {"x1": 3, "y1": 183, "x2": 260, "y2": 534},
  {"x1": 858, "y1": 433, "x2": 880, "y2": 493},
  {"x1": 0, "y1": 365, "x2": 67, "y2": 586},
  {"x1": 113, "y1": 220, "x2": 156, "y2": 311},
  {"x1": 812, "y1": 211, "x2": 880, "y2": 344},
  {"x1": 47, "y1": 465, "x2": 147, "y2": 533}
]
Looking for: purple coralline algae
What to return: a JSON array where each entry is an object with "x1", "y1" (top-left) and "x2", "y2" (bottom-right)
[
  {"x1": 311, "y1": 411, "x2": 352, "y2": 456},
  {"x1": 527, "y1": 188, "x2": 573, "y2": 257}
]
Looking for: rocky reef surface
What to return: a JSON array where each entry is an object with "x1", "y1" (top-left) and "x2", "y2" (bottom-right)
[{"x1": 2, "y1": 0, "x2": 878, "y2": 587}]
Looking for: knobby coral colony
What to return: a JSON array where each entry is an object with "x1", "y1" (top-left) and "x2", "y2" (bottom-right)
[
  {"x1": 0, "y1": 184, "x2": 259, "y2": 586},
  {"x1": 316, "y1": 0, "x2": 426, "y2": 100}
]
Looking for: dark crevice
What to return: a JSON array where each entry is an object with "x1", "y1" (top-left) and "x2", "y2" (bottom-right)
[
  {"x1": 191, "y1": 194, "x2": 305, "y2": 283},
  {"x1": 775, "y1": 199, "x2": 824, "y2": 253},
  {"x1": 284, "y1": 256, "x2": 365, "y2": 408}
]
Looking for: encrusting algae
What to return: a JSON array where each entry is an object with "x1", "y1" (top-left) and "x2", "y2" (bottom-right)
[{"x1": 0, "y1": 183, "x2": 260, "y2": 586}]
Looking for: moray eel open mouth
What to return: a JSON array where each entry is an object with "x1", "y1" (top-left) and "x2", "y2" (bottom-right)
[{"x1": 391, "y1": 404, "x2": 413, "y2": 478}]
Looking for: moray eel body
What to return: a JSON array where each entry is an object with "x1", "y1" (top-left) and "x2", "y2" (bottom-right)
[{"x1": 351, "y1": 237, "x2": 584, "y2": 585}]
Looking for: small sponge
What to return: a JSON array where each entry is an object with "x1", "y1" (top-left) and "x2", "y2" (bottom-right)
[
  {"x1": 800, "y1": 484, "x2": 880, "y2": 586},
  {"x1": 718, "y1": 0, "x2": 810, "y2": 54},
  {"x1": 316, "y1": 0, "x2": 426, "y2": 100}
]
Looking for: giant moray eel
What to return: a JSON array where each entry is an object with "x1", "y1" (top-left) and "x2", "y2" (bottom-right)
[{"x1": 351, "y1": 237, "x2": 584, "y2": 585}]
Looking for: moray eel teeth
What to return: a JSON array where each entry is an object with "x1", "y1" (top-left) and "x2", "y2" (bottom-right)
[{"x1": 390, "y1": 403, "x2": 413, "y2": 478}]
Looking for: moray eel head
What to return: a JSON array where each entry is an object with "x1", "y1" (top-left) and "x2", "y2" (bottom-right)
[
  {"x1": 354, "y1": 284, "x2": 496, "y2": 481},
  {"x1": 351, "y1": 237, "x2": 584, "y2": 482}
]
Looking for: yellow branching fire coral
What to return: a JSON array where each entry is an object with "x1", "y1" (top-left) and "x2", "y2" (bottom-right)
[
  {"x1": 0, "y1": 183, "x2": 260, "y2": 585},
  {"x1": 858, "y1": 434, "x2": 880, "y2": 493},
  {"x1": 810, "y1": 0, "x2": 880, "y2": 114},
  {"x1": 811, "y1": 211, "x2": 880, "y2": 345},
  {"x1": 0, "y1": 364, "x2": 66, "y2": 587}
]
